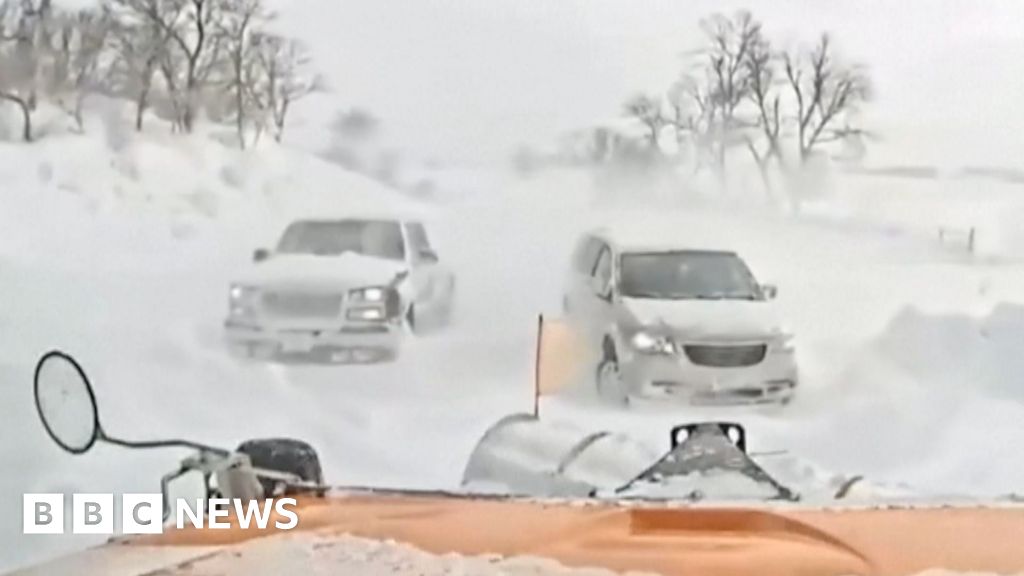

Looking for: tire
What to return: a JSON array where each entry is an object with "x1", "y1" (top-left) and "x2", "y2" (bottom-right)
[
  {"x1": 405, "y1": 305, "x2": 420, "y2": 334},
  {"x1": 236, "y1": 438, "x2": 325, "y2": 497},
  {"x1": 228, "y1": 341, "x2": 263, "y2": 361},
  {"x1": 595, "y1": 344, "x2": 629, "y2": 407}
]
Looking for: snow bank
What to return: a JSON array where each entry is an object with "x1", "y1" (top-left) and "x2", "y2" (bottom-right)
[
  {"x1": 802, "y1": 171, "x2": 1024, "y2": 259},
  {"x1": 0, "y1": 124, "x2": 429, "y2": 271},
  {"x1": 157, "y1": 534, "x2": 659, "y2": 576}
]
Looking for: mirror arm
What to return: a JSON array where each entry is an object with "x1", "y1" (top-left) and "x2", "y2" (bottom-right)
[
  {"x1": 103, "y1": 435, "x2": 231, "y2": 457},
  {"x1": 160, "y1": 465, "x2": 193, "y2": 522}
]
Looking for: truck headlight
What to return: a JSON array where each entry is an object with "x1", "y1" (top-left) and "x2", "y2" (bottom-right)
[
  {"x1": 348, "y1": 287, "x2": 386, "y2": 303},
  {"x1": 347, "y1": 306, "x2": 385, "y2": 321},
  {"x1": 630, "y1": 330, "x2": 675, "y2": 355},
  {"x1": 229, "y1": 284, "x2": 260, "y2": 316}
]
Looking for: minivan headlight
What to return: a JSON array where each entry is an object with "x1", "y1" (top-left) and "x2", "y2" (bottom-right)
[
  {"x1": 770, "y1": 333, "x2": 796, "y2": 353},
  {"x1": 630, "y1": 330, "x2": 675, "y2": 355}
]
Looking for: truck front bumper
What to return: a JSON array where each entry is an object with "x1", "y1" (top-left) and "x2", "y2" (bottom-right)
[{"x1": 224, "y1": 318, "x2": 402, "y2": 363}]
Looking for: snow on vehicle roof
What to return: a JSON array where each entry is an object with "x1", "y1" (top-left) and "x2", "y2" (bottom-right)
[
  {"x1": 290, "y1": 204, "x2": 437, "y2": 224},
  {"x1": 588, "y1": 221, "x2": 741, "y2": 254}
]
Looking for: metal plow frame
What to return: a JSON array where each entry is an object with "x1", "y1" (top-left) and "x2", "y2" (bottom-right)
[{"x1": 462, "y1": 415, "x2": 800, "y2": 502}]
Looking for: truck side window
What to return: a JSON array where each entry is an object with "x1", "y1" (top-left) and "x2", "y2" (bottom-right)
[{"x1": 406, "y1": 222, "x2": 433, "y2": 258}]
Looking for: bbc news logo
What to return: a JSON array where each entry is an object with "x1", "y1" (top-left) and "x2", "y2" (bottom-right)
[{"x1": 23, "y1": 494, "x2": 299, "y2": 534}]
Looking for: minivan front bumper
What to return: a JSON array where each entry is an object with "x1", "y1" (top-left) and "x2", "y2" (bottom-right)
[{"x1": 619, "y1": 343, "x2": 797, "y2": 404}]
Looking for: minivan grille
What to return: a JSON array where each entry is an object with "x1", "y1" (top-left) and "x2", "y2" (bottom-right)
[
  {"x1": 684, "y1": 344, "x2": 767, "y2": 368},
  {"x1": 262, "y1": 291, "x2": 342, "y2": 318}
]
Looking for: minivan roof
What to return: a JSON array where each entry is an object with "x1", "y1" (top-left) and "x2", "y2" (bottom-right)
[{"x1": 586, "y1": 223, "x2": 740, "y2": 254}]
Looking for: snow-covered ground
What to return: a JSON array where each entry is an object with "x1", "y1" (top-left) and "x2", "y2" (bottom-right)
[{"x1": 4, "y1": 120, "x2": 1024, "y2": 572}]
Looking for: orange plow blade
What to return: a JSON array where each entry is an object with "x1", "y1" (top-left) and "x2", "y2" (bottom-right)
[{"x1": 119, "y1": 494, "x2": 1024, "y2": 576}]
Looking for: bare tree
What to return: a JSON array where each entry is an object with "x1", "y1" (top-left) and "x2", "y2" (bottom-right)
[
  {"x1": 51, "y1": 8, "x2": 112, "y2": 130},
  {"x1": 783, "y1": 34, "x2": 871, "y2": 162},
  {"x1": 622, "y1": 93, "x2": 664, "y2": 149},
  {"x1": 698, "y1": 10, "x2": 761, "y2": 174},
  {"x1": 740, "y1": 30, "x2": 784, "y2": 195},
  {"x1": 0, "y1": 0, "x2": 55, "y2": 142},
  {"x1": 249, "y1": 34, "x2": 321, "y2": 143},
  {"x1": 125, "y1": 0, "x2": 225, "y2": 132},
  {"x1": 108, "y1": 0, "x2": 183, "y2": 131},
  {"x1": 218, "y1": 0, "x2": 267, "y2": 148},
  {"x1": 171, "y1": 0, "x2": 225, "y2": 131}
]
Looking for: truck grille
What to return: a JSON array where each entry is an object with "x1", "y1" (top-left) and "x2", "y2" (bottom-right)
[
  {"x1": 683, "y1": 344, "x2": 767, "y2": 368},
  {"x1": 262, "y1": 291, "x2": 342, "y2": 318}
]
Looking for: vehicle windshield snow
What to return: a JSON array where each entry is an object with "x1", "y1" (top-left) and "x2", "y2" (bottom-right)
[
  {"x1": 619, "y1": 251, "x2": 761, "y2": 300},
  {"x1": 276, "y1": 220, "x2": 406, "y2": 260}
]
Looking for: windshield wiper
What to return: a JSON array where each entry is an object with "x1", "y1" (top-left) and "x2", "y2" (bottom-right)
[{"x1": 695, "y1": 293, "x2": 757, "y2": 301}]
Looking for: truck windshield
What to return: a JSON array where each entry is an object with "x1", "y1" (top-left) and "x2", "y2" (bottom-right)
[
  {"x1": 619, "y1": 251, "x2": 761, "y2": 300},
  {"x1": 276, "y1": 220, "x2": 405, "y2": 260}
]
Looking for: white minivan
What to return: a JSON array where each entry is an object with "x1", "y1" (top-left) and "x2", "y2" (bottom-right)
[{"x1": 563, "y1": 228, "x2": 797, "y2": 405}]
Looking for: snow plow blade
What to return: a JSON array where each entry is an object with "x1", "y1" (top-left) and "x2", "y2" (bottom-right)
[
  {"x1": 461, "y1": 414, "x2": 659, "y2": 497},
  {"x1": 462, "y1": 416, "x2": 797, "y2": 501},
  {"x1": 57, "y1": 495, "x2": 1024, "y2": 576}
]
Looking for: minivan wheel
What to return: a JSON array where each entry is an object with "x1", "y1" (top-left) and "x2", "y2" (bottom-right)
[
  {"x1": 596, "y1": 354, "x2": 629, "y2": 407},
  {"x1": 405, "y1": 305, "x2": 419, "y2": 334}
]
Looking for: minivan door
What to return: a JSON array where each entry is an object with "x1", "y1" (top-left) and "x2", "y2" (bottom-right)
[{"x1": 576, "y1": 242, "x2": 616, "y2": 351}]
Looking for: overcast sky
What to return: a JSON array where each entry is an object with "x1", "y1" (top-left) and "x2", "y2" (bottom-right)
[{"x1": 262, "y1": 1, "x2": 1024, "y2": 165}]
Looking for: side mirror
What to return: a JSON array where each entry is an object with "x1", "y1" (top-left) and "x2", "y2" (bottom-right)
[
  {"x1": 761, "y1": 284, "x2": 778, "y2": 300},
  {"x1": 33, "y1": 350, "x2": 230, "y2": 456},
  {"x1": 417, "y1": 249, "x2": 439, "y2": 264},
  {"x1": 253, "y1": 248, "x2": 271, "y2": 263},
  {"x1": 34, "y1": 351, "x2": 101, "y2": 455}
]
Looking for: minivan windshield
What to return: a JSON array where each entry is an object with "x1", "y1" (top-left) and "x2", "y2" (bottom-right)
[
  {"x1": 619, "y1": 251, "x2": 761, "y2": 300},
  {"x1": 276, "y1": 220, "x2": 405, "y2": 260}
]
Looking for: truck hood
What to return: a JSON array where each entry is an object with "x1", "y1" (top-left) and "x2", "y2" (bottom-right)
[
  {"x1": 620, "y1": 297, "x2": 785, "y2": 341},
  {"x1": 234, "y1": 253, "x2": 407, "y2": 290}
]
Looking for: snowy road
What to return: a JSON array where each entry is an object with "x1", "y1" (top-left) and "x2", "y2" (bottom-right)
[{"x1": 4, "y1": 168, "x2": 1024, "y2": 572}]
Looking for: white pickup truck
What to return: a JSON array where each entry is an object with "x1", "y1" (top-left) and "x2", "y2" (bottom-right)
[{"x1": 224, "y1": 215, "x2": 455, "y2": 363}]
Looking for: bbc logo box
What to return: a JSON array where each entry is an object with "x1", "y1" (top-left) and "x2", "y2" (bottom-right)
[{"x1": 23, "y1": 494, "x2": 164, "y2": 535}]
